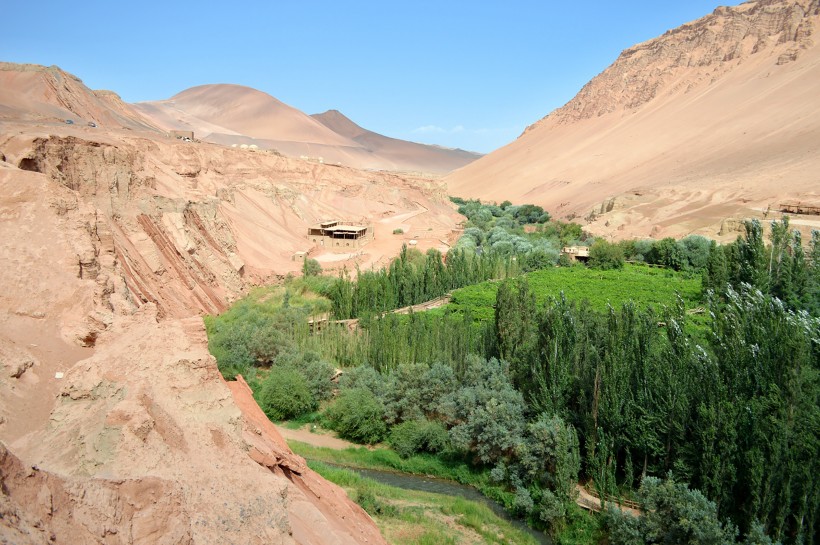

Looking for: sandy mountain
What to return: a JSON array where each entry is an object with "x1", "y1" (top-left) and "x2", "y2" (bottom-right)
[
  {"x1": 0, "y1": 61, "x2": 462, "y2": 543},
  {"x1": 312, "y1": 109, "x2": 482, "y2": 173},
  {"x1": 0, "y1": 62, "x2": 160, "y2": 131},
  {"x1": 138, "y1": 84, "x2": 357, "y2": 146},
  {"x1": 136, "y1": 85, "x2": 480, "y2": 174},
  {"x1": 446, "y1": 0, "x2": 820, "y2": 241}
]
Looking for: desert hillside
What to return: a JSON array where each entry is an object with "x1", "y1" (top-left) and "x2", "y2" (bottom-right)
[
  {"x1": 0, "y1": 62, "x2": 160, "y2": 132},
  {"x1": 446, "y1": 0, "x2": 820, "y2": 240},
  {"x1": 312, "y1": 109, "x2": 482, "y2": 174},
  {"x1": 0, "y1": 62, "x2": 461, "y2": 544},
  {"x1": 135, "y1": 85, "x2": 481, "y2": 174}
]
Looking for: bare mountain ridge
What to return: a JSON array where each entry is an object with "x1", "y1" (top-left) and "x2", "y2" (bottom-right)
[
  {"x1": 447, "y1": 0, "x2": 820, "y2": 241},
  {"x1": 548, "y1": 0, "x2": 818, "y2": 124},
  {"x1": 0, "y1": 62, "x2": 160, "y2": 131},
  {"x1": 312, "y1": 109, "x2": 482, "y2": 173},
  {"x1": 135, "y1": 84, "x2": 481, "y2": 174}
]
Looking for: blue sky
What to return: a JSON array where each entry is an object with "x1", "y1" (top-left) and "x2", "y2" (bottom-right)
[{"x1": 3, "y1": 1, "x2": 728, "y2": 153}]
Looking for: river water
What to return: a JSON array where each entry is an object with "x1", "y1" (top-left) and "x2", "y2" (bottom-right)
[{"x1": 322, "y1": 462, "x2": 551, "y2": 544}]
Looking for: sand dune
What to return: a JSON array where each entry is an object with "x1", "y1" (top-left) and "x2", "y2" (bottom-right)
[
  {"x1": 135, "y1": 84, "x2": 481, "y2": 173},
  {"x1": 446, "y1": 0, "x2": 820, "y2": 240},
  {"x1": 313, "y1": 109, "x2": 481, "y2": 174}
]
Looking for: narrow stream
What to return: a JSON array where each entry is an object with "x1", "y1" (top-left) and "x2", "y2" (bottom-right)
[{"x1": 321, "y1": 462, "x2": 551, "y2": 545}]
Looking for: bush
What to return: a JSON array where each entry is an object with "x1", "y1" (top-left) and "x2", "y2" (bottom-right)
[
  {"x1": 392, "y1": 228, "x2": 404, "y2": 235},
  {"x1": 588, "y1": 239, "x2": 624, "y2": 270},
  {"x1": 275, "y1": 351, "x2": 336, "y2": 403},
  {"x1": 256, "y1": 366, "x2": 316, "y2": 420},
  {"x1": 326, "y1": 388, "x2": 387, "y2": 444},
  {"x1": 603, "y1": 475, "x2": 738, "y2": 545},
  {"x1": 388, "y1": 419, "x2": 451, "y2": 458},
  {"x1": 339, "y1": 365, "x2": 388, "y2": 398},
  {"x1": 302, "y1": 257, "x2": 322, "y2": 277},
  {"x1": 355, "y1": 486, "x2": 396, "y2": 517}
]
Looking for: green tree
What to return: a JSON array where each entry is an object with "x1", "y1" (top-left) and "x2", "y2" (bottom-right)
[
  {"x1": 441, "y1": 356, "x2": 526, "y2": 465},
  {"x1": 605, "y1": 475, "x2": 737, "y2": 545},
  {"x1": 302, "y1": 256, "x2": 322, "y2": 277},
  {"x1": 326, "y1": 388, "x2": 387, "y2": 444},
  {"x1": 256, "y1": 366, "x2": 316, "y2": 420},
  {"x1": 589, "y1": 239, "x2": 624, "y2": 270}
]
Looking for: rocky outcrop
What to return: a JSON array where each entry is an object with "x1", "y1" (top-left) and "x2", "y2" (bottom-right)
[
  {"x1": 3, "y1": 308, "x2": 385, "y2": 545},
  {"x1": 547, "y1": 0, "x2": 819, "y2": 124},
  {"x1": 1, "y1": 442, "x2": 194, "y2": 545}
]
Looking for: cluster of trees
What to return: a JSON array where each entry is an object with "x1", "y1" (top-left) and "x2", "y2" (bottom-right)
[
  {"x1": 322, "y1": 356, "x2": 583, "y2": 534},
  {"x1": 588, "y1": 234, "x2": 715, "y2": 272},
  {"x1": 452, "y1": 197, "x2": 587, "y2": 271},
  {"x1": 327, "y1": 245, "x2": 516, "y2": 319},
  {"x1": 702, "y1": 218, "x2": 819, "y2": 313},
  {"x1": 207, "y1": 215, "x2": 818, "y2": 544},
  {"x1": 494, "y1": 278, "x2": 817, "y2": 543}
]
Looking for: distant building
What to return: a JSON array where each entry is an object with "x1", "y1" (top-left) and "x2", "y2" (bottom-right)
[
  {"x1": 561, "y1": 246, "x2": 590, "y2": 263},
  {"x1": 170, "y1": 130, "x2": 194, "y2": 140},
  {"x1": 308, "y1": 220, "x2": 373, "y2": 251},
  {"x1": 780, "y1": 202, "x2": 820, "y2": 216}
]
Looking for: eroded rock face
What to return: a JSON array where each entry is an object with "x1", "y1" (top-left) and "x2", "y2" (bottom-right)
[
  {"x1": 0, "y1": 443, "x2": 194, "y2": 545},
  {"x1": 3, "y1": 309, "x2": 383, "y2": 545},
  {"x1": 550, "y1": 0, "x2": 820, "y2": 123},
  {"x1": 0, "y1": 76, "x2": 453, "y2": 542}
]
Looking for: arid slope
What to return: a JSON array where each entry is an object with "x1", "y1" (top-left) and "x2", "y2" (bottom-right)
[
  {"x1": 0, "y1": 62, "x2": 460, "y2": 544},
  {"x1": 312, "y1": 109, "x2": 482, "y2": 173},
  {"x1": 446, "y1": 0, "x2": 820, "y2": 240},
  {"x1": 136, "y1": 85, "x2": 480, "y2": 174}
]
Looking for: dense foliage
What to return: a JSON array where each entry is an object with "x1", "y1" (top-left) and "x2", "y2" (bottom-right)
[
  {"x1": 327, "y1": 245, "x2": 516, "y2": 319},
  {"x1": 604, "y1": 475, "x2": 737, "y2": 545},
  {"x1": 206, "y1": 215, "x2": 819, "y2": 544}
]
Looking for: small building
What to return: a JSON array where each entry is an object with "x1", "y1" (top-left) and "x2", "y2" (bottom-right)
[
  {"x1": 561, "y1": 246, "x2": 590, "y2": 263},
  {"x1": 292, "y1": 251, "x2": 308, "y2": 262},
  {"x1": 170, "y1": 130, "x2": 194, "y2": 140},
  {"x1": 308, "y1": 220, "x2": 373, "y2": 251},
  {"x1": 780, "y1": 202, "x2": 820, "y2": 216}
]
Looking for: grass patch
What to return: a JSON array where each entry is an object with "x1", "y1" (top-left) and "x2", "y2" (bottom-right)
[
  {"x1": 278, "y1": 412, "x2": 321, "y2": 430},
  {"x1": 308, "y1": 460, "x2": 540, "y2": 545},
  {"x1": 444, "y1": 264, "x2": 701, "y2": 321},
  {"x1": 436, "y1": 263, "x2": 708, "y2": 338}
]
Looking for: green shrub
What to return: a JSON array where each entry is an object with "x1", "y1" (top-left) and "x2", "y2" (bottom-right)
[
  {"x1": 302, "y1": 257, "x2": 322, "y2": 277},
  {"x1": 393, "y1": 228, "x2": 404, "y2": 235},
  {"x1": 388, "y1": 419, "x2": 450, "y2": 458},
  {"x1": 275, "y1": 351, "x2": 336, "y2": 402},
  {"x1": 325, "y1": 388, "x2": 387, "y2": 444},
  {"x1": 588, "y1": 239, "x2": 624, "y2": 270},
  {"x1": 256, "y1": 366, "x2": 316, "y2": 420}
]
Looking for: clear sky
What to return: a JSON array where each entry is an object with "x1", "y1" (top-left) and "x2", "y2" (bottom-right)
[{"x1": 3, "y1": 1, "x2": 729, "y2": 153}]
